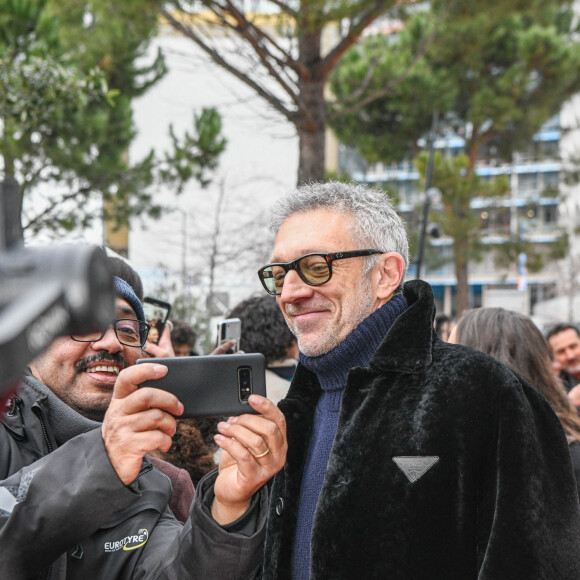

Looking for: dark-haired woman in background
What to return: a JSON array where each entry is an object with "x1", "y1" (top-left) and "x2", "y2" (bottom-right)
[{"x1": 449, "y1": 307, "x2": 580, "y2": 498}]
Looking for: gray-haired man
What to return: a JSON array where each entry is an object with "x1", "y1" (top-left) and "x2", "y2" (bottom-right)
[{"x1": 258, "y1": 181, "x2": 580, "y2": 579}]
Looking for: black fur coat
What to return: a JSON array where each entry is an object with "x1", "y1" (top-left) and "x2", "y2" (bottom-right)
[{"x1": 262, "y1": 280, "x2": 580, "y2": 579}]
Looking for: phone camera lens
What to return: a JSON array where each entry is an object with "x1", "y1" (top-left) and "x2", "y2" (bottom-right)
[{"x1": 238, "y1": 367, "x2": 252, "y2": 402}]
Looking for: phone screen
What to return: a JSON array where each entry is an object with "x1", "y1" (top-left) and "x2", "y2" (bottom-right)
[{"x1": 143, "y1": 297, "x2": 171, "y2": 344}]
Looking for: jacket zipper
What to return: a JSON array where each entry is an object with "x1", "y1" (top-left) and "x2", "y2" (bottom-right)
[{"x1": 32, "y1": 406, "x2": 53, "y2": 453}]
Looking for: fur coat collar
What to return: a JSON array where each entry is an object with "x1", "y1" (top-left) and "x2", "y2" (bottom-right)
[{"x1": 262, "y1": 280, "x2": 580, "y2": 579}]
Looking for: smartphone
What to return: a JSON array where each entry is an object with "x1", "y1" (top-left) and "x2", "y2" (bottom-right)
[
  {"x1": 136, "y1": 353, "x2": 266, "y2": 418},
  {"x1": 216, "y1": 317, "x2": 242, "y2": 353},
  {"x1": 142, "y1": 297, "x2": 171, "y2": 345}
]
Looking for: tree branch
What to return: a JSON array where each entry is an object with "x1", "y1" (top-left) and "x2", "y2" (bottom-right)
[
  {"x1": 173, "y1": 0, "x2": 307, "y2": 79},
  {"x1": 160, "y1": 7, "x2": 299, "y2": 122},
  {"x1": 328, "y1": 2, "x2": 445, "y2": 120},
  {"x1": 320, "y1": 1, "x2": 391, "y2": 78},
  {"x1": 22, "y1": 184, "x2": 95, "y2": 232},
  {"x1": 219, "y1": 0, "x2": 303, "y2": 100}
]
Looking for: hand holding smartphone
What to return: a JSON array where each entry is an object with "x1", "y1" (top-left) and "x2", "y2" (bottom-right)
[{"x1": 136, "y1": 353, "x2": 266, "y2": 418}]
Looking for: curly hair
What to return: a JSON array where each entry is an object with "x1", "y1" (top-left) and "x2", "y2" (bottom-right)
[
  {"x1": 149, "y1": 418, "x2": 220, "y2": 486},
  {"x1": 171, "y1": 319, "x2": 197, "y2": 349},
  {"x1": 228, "y1": 295, "x2": 296, "y2": 365}
]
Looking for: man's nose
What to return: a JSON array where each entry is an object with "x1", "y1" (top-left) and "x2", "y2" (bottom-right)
[
  {"x1": 279, "y1": 269, "x2": 314, "y2": 302},
  {"x1": 91, "y1": 326, "x2": 123, "y2": 353}
]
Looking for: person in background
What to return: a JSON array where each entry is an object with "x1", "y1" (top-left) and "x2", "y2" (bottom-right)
[
  {"x1": 147, "y1": 323, "x2": 160, "y2": 345},
  {"x1": 228, "y1": 295, "x2": 298, "y2": 404},
  {"x1": 171, "y1": 319, "x2": 199, "y2": 357},
  {"x1": 149, "y1": 418, "x2": 219, "y2": 487},
  {"x1": 546, "y1": 323, "x2": 580, "y2": 406},
  {"x1": 434, "y1": 313, "x2": 455, "y2": 342},
  {"x1": 450, "y1": 307, "x2": 580, "y2": 498},
  {"x1": 257, "y1": 180, "x2": 580, "y2": 579}
]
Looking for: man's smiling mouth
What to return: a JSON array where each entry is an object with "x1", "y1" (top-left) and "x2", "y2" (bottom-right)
[{"x1": 86, "y1": 365, "x2": 120, "y2": 375}]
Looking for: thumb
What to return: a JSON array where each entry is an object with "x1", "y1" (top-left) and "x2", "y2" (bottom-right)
[{"x1": 112, "y1": 363, "x2": 168, "y2": 400}]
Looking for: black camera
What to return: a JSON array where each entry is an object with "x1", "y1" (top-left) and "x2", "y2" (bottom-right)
[{"x1": 0, "y1": 178, "x2": 115, "y2": 398}]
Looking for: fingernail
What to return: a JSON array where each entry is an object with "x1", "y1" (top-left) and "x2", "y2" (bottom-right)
[
  {"x1": 228, "y1": 416, "x2": 238, "y2": 424},
  {"x1": 153, "y1": 365, "x2": 168, "y2": 375},
  {"x1": 249, "y1": 395, "x2": 261, "y2": 404},
  {"x1": 177, "y1": 402, "x2": 184, "y2": 415},
  {"x1": 214, "y1": 434, "x2": 224, "y2": 444},
  {"x1": 218, "y1": 421, "x2": 230, "y2": 430}
]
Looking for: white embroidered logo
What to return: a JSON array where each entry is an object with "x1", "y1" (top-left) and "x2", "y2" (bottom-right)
[
  {"x1": 104, "y1": 529, "x2": 149, "y2": 552},
  {"x1": 393, "y1": 456, "x2": 439, "y2": 483}
]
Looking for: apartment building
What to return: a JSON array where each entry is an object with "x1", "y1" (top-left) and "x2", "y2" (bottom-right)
[{"x1": 338, "y1": 115, "x2": 566, "y2": 317}]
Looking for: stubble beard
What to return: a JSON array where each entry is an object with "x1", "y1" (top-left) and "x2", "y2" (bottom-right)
[{"x1": 292, "y1": 276, "x2": 375, "y2": 358}]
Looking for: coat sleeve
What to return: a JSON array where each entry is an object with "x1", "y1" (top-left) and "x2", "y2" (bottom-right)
[
  {"x1": 0, "y1": 427, "x2": 140, "y2": 578},
  {"x1": 133, "y1": 469, "x2": 267, "y2": 580},
  {"x1": 477, "y1": 376, "x2": 580, "y2": 579}
]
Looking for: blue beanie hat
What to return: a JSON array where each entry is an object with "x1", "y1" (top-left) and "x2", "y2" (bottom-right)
[{"x1": 113, "y1": 276, "x2": 145, "y2": 323}]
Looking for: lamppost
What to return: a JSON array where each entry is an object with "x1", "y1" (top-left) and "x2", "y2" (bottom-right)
[{"x1": 415, "y1": 110, "x2": 440, "y2": 279}]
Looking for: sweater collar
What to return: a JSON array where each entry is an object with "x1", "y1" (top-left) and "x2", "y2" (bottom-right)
[{"x1": 299, "y1": 293, "x2": 408, "y2": 390}]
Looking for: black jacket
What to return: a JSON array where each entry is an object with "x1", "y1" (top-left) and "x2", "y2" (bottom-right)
[
  {"x1": 262, "y1": 280, "x2": 580, "y2": 579},
  {"x1": 0, "y1": 376, "x2": 266, "y2": 579}
]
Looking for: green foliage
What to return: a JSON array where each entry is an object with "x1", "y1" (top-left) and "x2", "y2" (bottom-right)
[
  {"x1": 161, "y1": 109, "x2": 227, "y2": 192},
  {"x1": 492, "y1": 238, "x2": 544, "y2": 273},
  {"x1": 330, "y1": 0, "x2": 580, "y2": 307},
  {"x1": 416, "y1": 152, "x2": 510, "y2": 264},
  {"x1": 330, "y1": 26, "x2": 457, "y2": 163},
  {"x1": 548, "y1": 233, "x2": 570, "y2": 261},
  {"x1": 0, "y1": 0, "x2": 226, "y2": 237},
  {"x1": 331, "y1": 2, "x2": 580, "y2": 164},
  {"x1": 323, "y1": 170, "x2": 357, "y2": 184}
]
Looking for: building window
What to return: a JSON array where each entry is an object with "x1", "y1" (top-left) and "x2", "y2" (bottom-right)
[
  {"x1": 519, "y1": 173, "x2": 538, "y2": 194},
  {"x1": 543, "y1": 205, "x2": 558, "y2": 224},
  {"x1": 543, "y1": 171, "x2": 559, "y2": 190}
]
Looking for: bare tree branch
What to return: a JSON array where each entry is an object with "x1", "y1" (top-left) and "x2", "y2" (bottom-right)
[
  {"x1": 22, "y1": 184, "x2": 95, "y2": 231},
  {"x1": 319, "y1": 1, "x2": 392, "y2": 78},
  {"x1": 218, "y1": 0, "x2": 303, "y2": 100},
  {"x1": 160, "y1": 7, "x2": 299, "y2": 122},
  {"x1": 173, "y1": 0, "x2": 306, "y2": 80}
]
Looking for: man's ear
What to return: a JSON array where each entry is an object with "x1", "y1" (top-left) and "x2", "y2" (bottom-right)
[{"x1": 375, "y1": 253, "x2": 406, "y2": 302}]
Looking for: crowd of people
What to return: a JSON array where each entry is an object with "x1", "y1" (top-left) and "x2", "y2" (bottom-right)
[{"x1": 3, "y1": 181, "x2": 580, "y2": 578}]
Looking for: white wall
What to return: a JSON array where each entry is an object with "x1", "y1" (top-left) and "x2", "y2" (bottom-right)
[{"x1": 128, "y1": 32, "x2": 299, "y2": 308}]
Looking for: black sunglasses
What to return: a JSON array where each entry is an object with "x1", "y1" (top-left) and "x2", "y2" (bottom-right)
[
  {"x1": 258, "y1": 249, "x2": 384, "y2": 296},
  {"x1": 71, "y1": 319, "x2": 151, "y2": 347}
]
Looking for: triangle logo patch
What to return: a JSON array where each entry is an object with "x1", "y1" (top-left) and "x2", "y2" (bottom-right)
[{"x1": 393, "y1": 456, "x2": 439, "y2": 483}]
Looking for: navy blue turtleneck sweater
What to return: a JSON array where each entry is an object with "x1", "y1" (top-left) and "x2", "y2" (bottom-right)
[{"x1": 290, "y1": 293, "x2": 408, "y2": 579}]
